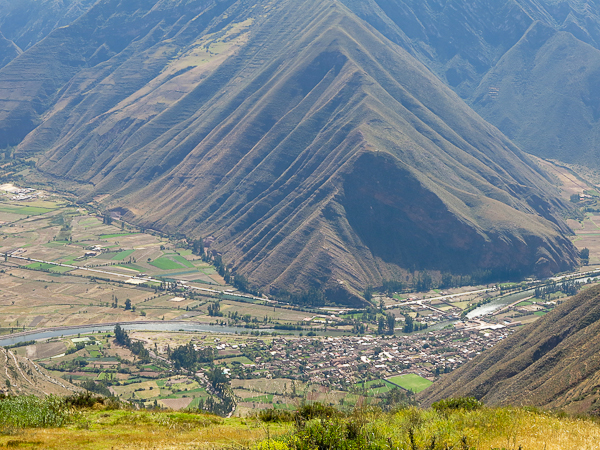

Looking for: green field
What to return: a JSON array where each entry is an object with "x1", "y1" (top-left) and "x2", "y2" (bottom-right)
[
  {"x1": 0, "y1": 205, "x2": 54, "y2": 215},
  {"x1": 111, "y1": 249, "x2": 135, "y2": 260},
  {"x1": 244, "y1": 394, "x2": 274, "y2": 403},
  {"x1": 114, "y1": 264, "x2": 144, "y2": 272},
  {"x1": 386, "y1": 374, "x2": 432, "y2": 393},
  {"x1": 24, "y1": 262, "x2": 73, "y2": 273},
  {"x1": 355, "y1": 379, "x2": 396, "y2": 395},
  {"x1": 171, "y1": 255, "x2": 194, "y2": 268},
  {"x1": 218, "y1": 356, "x2": 254, "y2": 365},
  {"x1": 150, "y1": 255, "x2": 194, "y2": 270},
  {"x1": 99, "y1": 233, "x2": 139, "y2": 239}
]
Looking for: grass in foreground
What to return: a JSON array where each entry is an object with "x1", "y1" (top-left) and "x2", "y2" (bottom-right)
[{"x1": 2, "y1": 396, "x2": 600, "y2": 449}]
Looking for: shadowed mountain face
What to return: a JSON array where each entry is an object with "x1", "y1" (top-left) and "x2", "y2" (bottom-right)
[
  {"x1": 0, "y1": 0, "x2": 579, "y2": 301},
  {"x1": 418, "y1": 285, "x2": 600, "y2": 414},
  {"x1": 341, "y1": 0, "x2": 600, "y2": 167}
]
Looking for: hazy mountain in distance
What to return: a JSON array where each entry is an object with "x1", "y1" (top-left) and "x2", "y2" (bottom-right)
[
  {"x1": 0, "y1": 30, "x2": 21, "y2": 69},
  {"x1": 342, "y1": 0, "x2": 600, "y2": 168},
  {"x1": 0, "y1": 0, "x2": 96, "y2": 69},
  {"x1": 0, "y1": 0, "x2": 579, "y2": 302}
]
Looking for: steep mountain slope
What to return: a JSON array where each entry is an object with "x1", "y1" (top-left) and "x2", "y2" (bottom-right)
[
  {"x1": 0, "y1": 0, "x2": 579, "y2": 301},
  {"x1": 341, "y1": 0, "x2": 600, "y2": 167},
  {"x1": 0, "y1": 31, "x2": 20, "y2": 70},
  {"x1": 0, "y1": 347, "x2": 81, "y2": 397},
  {"x1": 419, "y1": 284, "x2": 600, "y2": 414}
]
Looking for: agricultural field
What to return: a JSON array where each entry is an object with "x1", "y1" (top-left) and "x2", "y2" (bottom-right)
[
  {"x1": 0, "y1": 184, "x2": 308, "y2": 333},
  {"x1": 386, "y1": 374, "x2": 432, "y2": 393}
]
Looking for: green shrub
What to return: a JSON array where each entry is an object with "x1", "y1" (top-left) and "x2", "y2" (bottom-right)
[
  {"x1": 296, "y1": 403, "x2": 342, "y2": 421},
  {"x1": 257, "y1": 408, "x2": 295, "y2": 423},
  {"x1": 431, "y1": 397, "x2": 482, "y2": 412},
  {"x1": 64, "y1": 392, "x2": 117, "y2": 409}
]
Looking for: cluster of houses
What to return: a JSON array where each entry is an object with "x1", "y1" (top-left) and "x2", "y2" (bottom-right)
[
  {"x1": 201, "y1": 327, "x2": 513, "y2": 388},
  {"x1": 8, "y1": 188, "x2": 39, "y2": 201}
]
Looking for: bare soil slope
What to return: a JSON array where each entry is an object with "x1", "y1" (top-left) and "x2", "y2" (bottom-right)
[{"x1": 0, "y1": 347, "x2": 81, "y2": 397}]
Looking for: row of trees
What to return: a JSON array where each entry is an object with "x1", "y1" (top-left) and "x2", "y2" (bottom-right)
[
  {"x1": 114, "y1": 325, "x2": 150, "y2": 363},
  {"x1": 370, "y1": 267, "x2": 527, "y2": 300},
  {"x1": 534, "y1": 280, "x2": 579, "y2": 300},
  {"x1": 377, "y1": 313, "x2": 396, "y2": 335},
  {"x1": 168, "y1": 342, "x2": 215, "y2": 370}
]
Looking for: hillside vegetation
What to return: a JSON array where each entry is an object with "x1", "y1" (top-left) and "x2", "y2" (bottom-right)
[
  {"x1": 419, "y1": 284, "x2": 600, "y2": 415},
  {"x1": 1, "y1": 397, "x2": 600, "y2": 449},
  {"x1": 0, "y1": 0, "x2": 579, "y2": 302}
]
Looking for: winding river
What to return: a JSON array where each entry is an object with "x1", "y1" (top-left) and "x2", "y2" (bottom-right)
[{"x1": 0, "y1": 321, "x2": 266, "y2": 346}]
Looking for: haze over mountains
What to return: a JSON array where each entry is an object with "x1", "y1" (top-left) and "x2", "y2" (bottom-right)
[
  {"x1": 0, "y1": 0, "x2": 591, "y2": 300},
  {"x1": 344, "y1": 0, "x2": 600, "y2": 167}
]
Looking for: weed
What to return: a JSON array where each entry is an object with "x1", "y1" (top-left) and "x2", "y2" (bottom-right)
[
  {"x1": 432, "y1": 397, "x2": 482, "y2": 413},
  {"x1": 0, "y1": 395, "x2": 72, "y2": 428}
]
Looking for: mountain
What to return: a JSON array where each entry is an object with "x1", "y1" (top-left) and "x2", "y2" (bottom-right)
[
  {"x1": 341, "y1": 0, "x2": 600, "y2": 168},
  {"x1": 0, "y1": 0, "x2": 96, "y2": 61},
  {"x1": 419, "y1": 284, "x2": 600, "y2": 414},
  {"x1": 0, "y1": 347, "x2": 81, "y2": 397},
  {"x1": 0, "y1": 30, "x2": 20, "y2": 69},
  {"x1": 0, "y1": 0, "x2": 579, "y2": 302}
]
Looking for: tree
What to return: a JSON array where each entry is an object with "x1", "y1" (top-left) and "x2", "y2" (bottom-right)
[
  {"x1": 207, "y1": 368, "x2": 228, "y2": 392},
  {"x1": 192, "y1": 239, "x2": 204, "y2": 256},
  {"x1": 364, "y1": 286, "x2": 374, "y2": 302},
  {"x1": 581, "y1": 248, "x2": 590, "y2": 265},
  {"x1": 386, "y1": 313, "x2": 396, "y2": 335},
  {"x1": 124, "y1": 299, "x2": 132, "y2": 310},
  {"x1": 414, "y1": 271, "x2": 433, "y2": 292},
  {"x1": 382, "y1": 279, "x2": 404, "y2": 296},
  {"x1": 570, "y1": 193, "x2": 580, "y2": 203},
  {"x1": 440, "y1": 273, "x2": 453, "y2": 289},
  {"x1": 114, "y1": 324, "x2": 130, "y2": 346},
  {"x1": 208, "y1": 301, "x2": 222, "y2": 317},
  {"x1": 233, "y1": 273, "x2": 249, "y2": 292},
  {"x1": 377, "y1": 316, "x2": 386, "y2": 335},
  {"x1": 403, "y1": 314, "x2": 414, "y2": 333}
]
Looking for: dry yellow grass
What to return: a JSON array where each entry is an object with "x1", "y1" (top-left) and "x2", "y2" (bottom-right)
[
  {"x1": 0, "y1": 410, "x2": 290, "y2": 450},
  {"x1": 2, "y1": 406, "x2": 600, "y2": 449},
  {"x1": 484, "y1": 412, "x2": 600, "y2": 450}
]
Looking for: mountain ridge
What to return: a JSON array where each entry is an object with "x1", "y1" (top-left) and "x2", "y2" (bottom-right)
[
  {"x1": 340, "y1": 0, "x2": 600, "y2": 168},
  {"x1": 0, "y1": 0, "x2": 580, "y2": 301}
]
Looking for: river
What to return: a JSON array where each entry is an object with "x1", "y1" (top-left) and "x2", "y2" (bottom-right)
[
  {"x1": 466, "y1": 275, "x2": 600, "y2": 319},
  {"x1": 0, "y1": 321, "x2": 267, "y2": 346}
]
